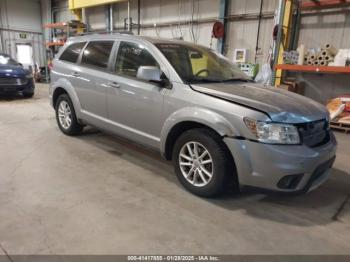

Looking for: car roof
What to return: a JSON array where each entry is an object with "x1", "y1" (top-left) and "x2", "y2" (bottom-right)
[{"x1": 67, "y1": 33, "x2": 199, "y2": 47}]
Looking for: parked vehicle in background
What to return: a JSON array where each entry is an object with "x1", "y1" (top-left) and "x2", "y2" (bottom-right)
[
  {"x1": 0, "y1": 54, "x2": 35, "y2": 98},
  {"x1": 50, "y1": 34, "x2": 337, "y2": 197}
]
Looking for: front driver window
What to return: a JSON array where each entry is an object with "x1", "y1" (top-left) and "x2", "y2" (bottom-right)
[
  {"x1": 115, "y1": 42, "x2": 159, "y2": 78},
  {"x1": 156, "y1": 43, "x2": 250, "y2": 84}
]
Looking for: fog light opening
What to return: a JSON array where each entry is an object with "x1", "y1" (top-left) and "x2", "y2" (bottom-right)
[{"x1": 277, "y1": 174, "x2": 304, "y2": 190}]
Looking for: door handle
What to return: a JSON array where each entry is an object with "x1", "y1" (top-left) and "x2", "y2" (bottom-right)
[
  {"x1": 107, "y1": 81, "x2": 120, "y2": 88},
  {"x1": 72, "y1": 72, "x2": 80, "y2": 77}
]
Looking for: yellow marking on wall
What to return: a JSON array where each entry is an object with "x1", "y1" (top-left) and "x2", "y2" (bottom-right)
[{"x1": 69, "y1": 0, "x2": 127, "y2": 9}]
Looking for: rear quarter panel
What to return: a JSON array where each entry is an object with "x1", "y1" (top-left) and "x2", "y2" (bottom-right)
[{"x1": 50, "y1": 59, "x2": 83, "y2": 119}]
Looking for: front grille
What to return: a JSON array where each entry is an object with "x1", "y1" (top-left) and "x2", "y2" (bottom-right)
[
  {"x1": 0, "y1": 77, "x2": 27, "y2": 85},
  {"x1": 296, "y1": 119, "x2": 330, "y2": 148}
]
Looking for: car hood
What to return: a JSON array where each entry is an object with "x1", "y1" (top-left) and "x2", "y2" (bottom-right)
[
  {"x1": 0, "y1": 65, "x2": 27, "y2": 77},
  {"x1": 191, "y1": 82, "x2": 328, "y2": 124}
]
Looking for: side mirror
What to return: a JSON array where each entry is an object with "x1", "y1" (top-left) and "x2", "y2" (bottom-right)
[
  {"x1": 137, "y1": 66, "x2": 161, "y2": 82},
  {"x1": 18, "y1": 63, "x2": 23, "y2": 67},
  {"x1": 137, "y1": 66, "x2": 170, "y2": 87}
]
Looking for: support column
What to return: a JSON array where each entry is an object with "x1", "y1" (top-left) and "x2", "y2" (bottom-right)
[
  {"x1": 272, "y1": 0, "x2": 294, "y2": 86},
  {"x1": 127, "y1": 0, "x2": 131, "y2": 31},
  {"x1": 106, "y1": 4, "x2": 114, "y2": 32},
  {"x1": 137, "y1": 0, "x2": 141, "y2": 35},
  {"x1": 217, "y1": 0, "x2": 228, "y2": 54},
  {"x1": 109, "y1": 4, "x2": 114, "y2": 32}
]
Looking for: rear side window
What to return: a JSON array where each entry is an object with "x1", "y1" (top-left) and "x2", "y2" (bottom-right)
[
  {"x1": 81, "y1": 41, "x2": 114, "y2": 69},
  {"x1": 115, "y1": 41, "x2": 159, "y2": 78},
  {"x1": 59, "y1": 42, "x2": 86, "y2": 63}
]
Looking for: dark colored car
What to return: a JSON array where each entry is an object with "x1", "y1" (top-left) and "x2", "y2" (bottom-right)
[{"x1": 0, "y1": 53, "x2": 35, "y2": 98}]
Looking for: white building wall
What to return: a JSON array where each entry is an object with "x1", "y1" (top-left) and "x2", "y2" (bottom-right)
[
  {"x1": 226, "y1": 0, "x2": 278, "y2": 64},
  {"x1": 84, "y1": 0, "x2": 278, "y2": 63},
  {"x1": 298, "y1": 11, "x2": 350, "y2": 50},
  {"x1": 0, "y1": 0, "x2": 45, "y2": 67},
  {"x1": 52, "y1": 0, "x2": 75, "y2": 23},
  {"x1": 86, "y1": 5, "x2": 107, "y2": 31},
  {"x1": 4, "y1": 0, "x2": 42, "y2": 32},
  {"x1": 54, "y1": 0, "x2": 350, "y2": 68},
  {"x1": 112, "y1": 0, "x2": 220, "y2": 49}
]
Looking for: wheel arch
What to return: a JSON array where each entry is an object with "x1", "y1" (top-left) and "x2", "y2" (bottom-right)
[
  {"x1": 163, "y1": 120, "x2": 240, "y2": 191},
  {"x1": 160, "y1": 107, "x2": 239, "y2": 161},
  {"x1": 51, "y1": 79, "x2": 82, "y2": 119},
  {"x1": 52, "y1": 87, "x2": 68, "y2": 108}
]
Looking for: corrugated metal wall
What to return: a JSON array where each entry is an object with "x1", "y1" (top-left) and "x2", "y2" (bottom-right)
[
  {"x1": 50, "y1": 0, "x2": 350, "y2": 102},
  {"x1": 113, "y1": 0, "x2": 220, "y2": 49},
  {"x1": 86, "y1": 5, "x2": 107, "y2": 30},
  {"x1": 226, "y1": 0, "x2": 278, "y2": 64},
  {"x1": 52, "y1": 0, "x2": 75, "y2": 23},
  {"x1": 55, "y1": 1, "x2": 350, "y2": 64},
  {"x1": 0, "y1": 0, "x2": 45, "y2": 67},
  {"x1": 54, "y1": 0, "x2": 350, "y2": 67},
  {"x1": 53, "y1": 1, "x2": 350, "y2": 62},
  {"x1": 297, "y1": 9, "x2": 350, "y2": 103},
  {"x1": 76, "y1": 0, "x2": 281, "y2": 65},
  {"x1": 299, "y1": 10, "x2": 350, "y2": 49}
]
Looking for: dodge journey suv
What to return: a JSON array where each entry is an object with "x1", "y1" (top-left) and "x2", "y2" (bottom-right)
[{"x1": 50, "y1": 33, "x2": 337, "y2": 197}]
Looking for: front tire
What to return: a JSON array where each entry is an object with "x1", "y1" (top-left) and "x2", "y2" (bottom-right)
[
  {"x1": 55, "y1": 94, "x2": 83, "y2": 136},
  {"x1": 173, "y1": 128, "x2": 236, "y2": 197}
]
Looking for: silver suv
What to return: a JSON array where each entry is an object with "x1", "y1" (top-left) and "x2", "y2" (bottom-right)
[{"x1": 50, "y1": 33, "x2": 337, "y2": 197}]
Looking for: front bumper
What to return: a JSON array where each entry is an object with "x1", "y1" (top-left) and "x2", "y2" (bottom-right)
[
  {"x1": 224, "y1": 132, "x2": 337, "y2": 193},
  {"x1": 0, "y1": 78, "x2": 35, "y2": 94}
]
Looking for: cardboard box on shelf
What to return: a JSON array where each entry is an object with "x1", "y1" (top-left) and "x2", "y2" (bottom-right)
[{"x1": 278, "y1": 80, "x2": 304, "y2": 95}]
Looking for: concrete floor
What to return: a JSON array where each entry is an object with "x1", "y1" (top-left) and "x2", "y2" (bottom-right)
[{"x1": 0, "y1": 84, "x2": 349, "y2": 255}]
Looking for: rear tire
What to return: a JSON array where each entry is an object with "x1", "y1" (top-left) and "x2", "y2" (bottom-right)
[
  {"x1": 173, "y1": 128, "x2": 237, "y2": 197},
  {"x1": 55, "y1": 94, "x2": 83, "y2": 136}
]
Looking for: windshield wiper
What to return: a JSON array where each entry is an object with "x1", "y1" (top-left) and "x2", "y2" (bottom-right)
[
  {"x1": 186, "y1": 78, "x2": 223, "y2": 84},
  {"x1": 186, "y1": 77, "x2": 253, "y2": 84},
  {"x1": 221, "y1": 78, "x2": 253, "y2": 83}
]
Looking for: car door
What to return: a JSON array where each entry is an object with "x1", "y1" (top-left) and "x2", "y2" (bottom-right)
[
  {"x1": 54, "y1": 41, "x2": 87, "y2": 102},
  {"x1": 106, "y1": 40, "x2": 166, "y2": 148},
  {"x1": 74, "y1": 40, "x2": 114, "y2": 119}
]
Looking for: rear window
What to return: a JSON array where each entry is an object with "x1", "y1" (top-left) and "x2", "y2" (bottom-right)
[
  {"x1": 81, "y1": 41, "x2": 114, "y2": 69},
  {"x1": 59, "y1": 42, "x2": 86, "y2": 63}
]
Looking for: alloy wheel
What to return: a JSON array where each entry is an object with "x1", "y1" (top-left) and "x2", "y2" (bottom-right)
[
  {"x1": 179, "y1": 141, "x2": 214, "y2": 187},
  {"x1": 58, "y1": 100, "x2": 72, "y2": 130}
]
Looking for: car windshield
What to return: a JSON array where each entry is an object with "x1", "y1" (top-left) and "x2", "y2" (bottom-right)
[
  {"x1": 0, "y1": 55, "x2": 19, "y2": 66},
  {"x1": 156, "y1": 43, "x2": 251, "y2": 84}
]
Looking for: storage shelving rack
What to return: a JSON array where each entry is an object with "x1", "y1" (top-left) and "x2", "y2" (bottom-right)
[
  {"x1": 272, "y1": 0, "x2": 350, "y2": 86},
  {"x1": 44, "y1": 21, "x2": 86, "y2": 53}
]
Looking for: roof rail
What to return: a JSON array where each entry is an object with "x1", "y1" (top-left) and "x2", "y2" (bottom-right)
[
  {"x1": 76, "y1": 30, "x2": 134, "y2": 36},
  {"x1": 116, "y1": 30, "x2": 134, "y2": 35}
]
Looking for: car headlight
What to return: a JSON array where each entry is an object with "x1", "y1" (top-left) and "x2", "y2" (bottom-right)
[
  {"x1": 25, "y1": 73, "x2": 33, "y2": 79},
  {"x1": 244, "y1": 117, "x2": 300, "y2": 145}
]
